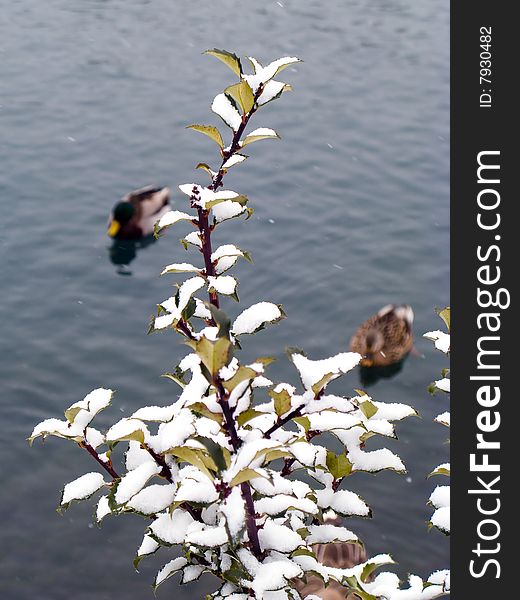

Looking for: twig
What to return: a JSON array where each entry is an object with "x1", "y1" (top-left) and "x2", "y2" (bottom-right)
[
  {"x1": 79, "y1": 440, "x2": 119, "y2": 480},
  {"x1": 264, "y1": 405, "x2": 304, "y2": 438},
  {"x1": 143, "y1": 443, "x2": 202, "y2": 522}
]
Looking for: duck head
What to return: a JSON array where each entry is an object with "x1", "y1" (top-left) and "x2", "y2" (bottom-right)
[
  {"x1": 108, "y1": 202, "x2": 135, "y2": 238},
  {"x1": 362, "y1": 328, "x2": 385, "y2": 366}
]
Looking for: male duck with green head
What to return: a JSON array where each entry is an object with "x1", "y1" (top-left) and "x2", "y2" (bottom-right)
[{"x1": 108, "y1": 186, "x2": 171, "y2": 240}]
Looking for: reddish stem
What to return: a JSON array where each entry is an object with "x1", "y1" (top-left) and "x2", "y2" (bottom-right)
[{"x1": 80, "y1": 441, "x2": 119, "y2": 480}]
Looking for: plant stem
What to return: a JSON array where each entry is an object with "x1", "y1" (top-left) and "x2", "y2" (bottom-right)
[
  {"x1": 192, "y1": 86, "x2": 265, "y2": 558},
  {"x1": 215, "y1": 379, "x2": 262, "y2": 558},
  {"x1": 196, "y1": 86, "x2": 263, "y2": 310},
  {"x1": 264, "y1": 405, "x2": 304, "y2": 438},
  {"x1": 144, "y1": 443, "x2": 202, "y2": 522},
  {"x1": 80, "y1": 440, "x2": 120, "y2": 480}
]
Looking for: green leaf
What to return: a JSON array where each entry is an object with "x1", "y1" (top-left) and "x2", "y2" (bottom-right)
[
  {"x1": 236, "y1": 408, "x2": 263, "y2": 427},
  {"x1": 223, "y1": 366, "x2": 257, "y2": 393},
  {"x1": 229, "y1": 468, "x2": 263, "y2": 487},
  {"x1": 359, "y1": 399, "x2": 378, "y2": 420},
  {"x1": 360, "y1": 559, "x2": 379, "y2": 583},
  {"x1": 196, "y1": 163, "x2": 216, "y2": 180},
  {"x1": 205, "y1": 194, "x2": 248, "y2": 209},
  {"x1": 269, "y1": 388, "x2": 292, "y2": 417},
  {"x1": 209, "y1": 304, "x2": 232, "y2": 339},
  {"x1": 254, "y1": 356, "x2": 276, "y2": 366},
  {"x1": 225, "y1": 81, "x2": 255, "y2": 114},
  {"x1": 166, "y1": 447, "x2": 214, "y2": 480},
  {"x1": 428, "y1": 382, "x2": 439, "y2": 395},
  {"x1": 326, "y1": 451, "x2": 353, "y2": 479},
  {"x1": 241, "y1": 130, "x2": 280, "y2": 147},
  {"x1": 311, "y1": 372, "x2": 335, "y2": 396},
  {"x1": 263, "y1": 448, "x2": 290, "y2": 463},
  {"x1": 203, "y1": 48, "x2": 242, "y2": 77},
  {"x1": 195, "y1": 436, "x2": 228, "y2": 472},
  {"x1": 435, "y1": 306, "x2": 451, "y2": 332},
  {"x1": 188, "y1": 336, "x2": 233, "y2": 377},
  {"x1": 64, "y1": 406, "x2": 83, "y2": 424},
  {"x1": 161, "y1": 367, "x2": 186, "y2": 388},
  {"x1": 428, "y1": 466, "x2": 451, "y2": 478},
  {"x1": 188, "y1": 402, "x2": 223, "y2": 425},
  {"x1": 292, "y1": 546, "x2": 314, "y2": 557},
  {"x1": 187, "y1": 124, "x2": 224, "y2": 148},
  {"x1": 293, "y1": 416, "x2": 311, "y2": 432}
]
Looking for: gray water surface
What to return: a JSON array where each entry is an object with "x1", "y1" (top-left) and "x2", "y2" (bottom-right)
[{"x1": 1, "y1": 1, "x2": 449, "y2": 598}]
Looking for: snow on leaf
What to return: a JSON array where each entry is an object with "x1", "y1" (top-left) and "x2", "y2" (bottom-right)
[
  {"x1": 114, "y1": 462, "x2": 161, "y2": 505},
  {"x1": 212, "y1": 93, "x2": 242, "y2": 131},
  {"x1": 125, "y1": 441, "x2": 156, "y2": 471},
  {"x1": 215, "y1": 255, "x2": 239, "y2": 274},
  {"x1": 175, "y1": 472, "x2": 219, "y2": 504},
  {"x1": 131, "y1": 405, "x2": 177, "y2": 423},
  {"x1": 316, "y1": 488, "x2": 370, "y2": 517},
  {"x1": 161, "y1": 262, "x2": 202, "y2": 275},
  {"x1": 182, "y1": 565, "x2": 205, "y2": 583},
  {"x1": 186, "y1": 525, "x2": 228, "y2": 547},
  {"x1": 369, "y1": 400, "x2": 417, "y2": 421},
  {"x1": 424, "y1": 330, "x2": 450, "y2": 354},
  {"x1": 212, "y1": 200, "x2": 248, "y2": 224},
  {"x1": 232, "y1": 302, "x2": 284, "y2": 335},
  {"x1": 155, "y1": 210, "x2": 194, "y2": 235},
  {"x1": 96, "y1": 495, "x2": 111, "y2": 523},
  {"x1": 241, "y1": 127, "x2": 279, "y2": 147},
  {"x1": 85, "y1": 427, "x2": 104, "y2": 449},
  {"x1": 222, "y1": 486, "x2": 246, "y2": 541},
  {"x1": 257, "y1": 80, "x2": 289, "y2": 106},
  {"x1": 434, "y1": 378, "x2": 450, "y2": 393},
  {"x1": 183, "y1": 231, "x2": 202, "y2": 248},
  {"x1": 212, "y1": 244, "x2": 247, "y2": 262},
  {"x1": 254, "y1": 494, "x2": 317, "y2": 516},
  {"x1": 126, "y1": 484, "x2": 176, "y2": 515},
  {"x1": 290, "y1": 351, "x2": 361, "y2": 393},
  {"x1": 429, "y1": 485, "x2": 450, "y2": 510},
  {"x1": 244, "y1": 56, "x2": 300, "y2": 92},
  {"x1": 429, "y1": 463, "x2": 450, "y2": 478},
  {"x1": 150, "y1": 410, "x2": 196, "y2": 453},
  {"x1": 154, "y1": 557, "x2": 188, "y2": 588},
  {"x1": 208, "y1": 275, "x2": 238, "y2": 296},
  {"x1": 31, "y1": 389, "x2": 114, "y2": 444},
  {"x1": 61, "y1": 472, "x2": 106, "y2": 507},
  {"x1": 435, "y1": 412, "x2": 450, "y2": 427},
  {"x1": 306, "y1": 524, "x2": 358, "y2": 545},
  {"x1": 150, "y1": 509, "x2": 195, "y2": 545},
  {"x1": 258, "y1": 519, "x2": 303, "y2": 553},
  {"x1": 106, "y1": 417, "x2": 149, "y2": 444},
  {"x1": 222, "y1": 154, "x2": 248, "y2": 169},
  {"x1": 249, "y1": 557, "x2": 303, "y2": 596},
  {"x1": 137, "y1": 534, "x2": 159, "y2": 558},
  {"x1": 155, "y1": 277, "x2": 205, "y2": 331}
]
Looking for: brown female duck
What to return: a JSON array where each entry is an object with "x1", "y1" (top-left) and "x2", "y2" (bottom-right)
[
  {"x1": 292, "y1": 517, "x2": 368, "y2": 600},
  {"x1": 350, "y1": 304, "x2": 414, "y2": 367}
]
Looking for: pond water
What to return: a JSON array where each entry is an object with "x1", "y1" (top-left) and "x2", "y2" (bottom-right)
[{"x1": 0, "y1": 1, "x2": 449, "y2": 598}]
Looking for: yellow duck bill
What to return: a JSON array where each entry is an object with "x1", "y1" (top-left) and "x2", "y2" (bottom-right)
[{"x1": 107, "y1": 220, "x2": 121, "y2": 238}]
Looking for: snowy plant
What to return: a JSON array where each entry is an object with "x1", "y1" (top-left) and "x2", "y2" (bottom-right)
[
  {"x1": 424, "y1": 308, "x2": 450, "y2": 536},
  {"x1": 31, "y1": 50, "x2": 450, "y2": 599}
]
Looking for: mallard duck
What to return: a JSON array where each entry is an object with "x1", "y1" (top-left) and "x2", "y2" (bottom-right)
[
  {"x1": 107, "y1": 186, "x2": 171, "y2": 239},
  {"x1": 350, "y1": 304, "x2": 414, "y2": 367},
  {"x1": 292, "y1": 517, "x2": 368, "y2": 600}
]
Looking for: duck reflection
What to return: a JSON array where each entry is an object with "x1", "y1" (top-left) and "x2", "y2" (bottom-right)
[
  {"x1": 108, "y1": 235, "x2": 157, "y2": 275},
  {"x1": 358, "y1": 357, "x2": 407, "y2": 387}
]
